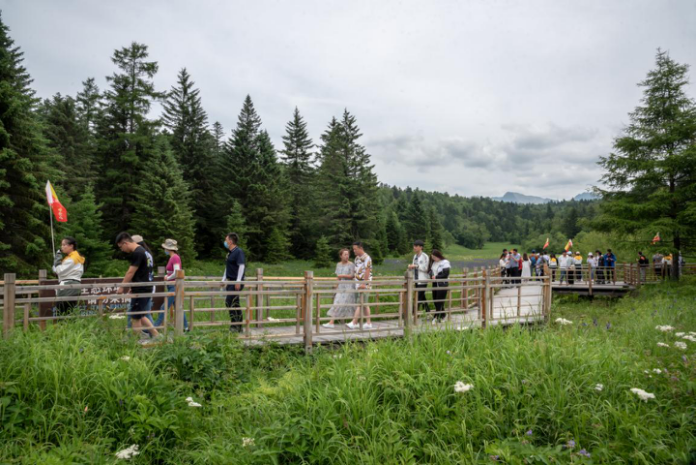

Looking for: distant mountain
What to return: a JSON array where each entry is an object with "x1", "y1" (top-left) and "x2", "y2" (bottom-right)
[
  {"x1": 491, "y1": 192, "x2": 553, "y2": 204},
  {"x1": 573, "y1": 192, "x2": 601, "y2": 201}
]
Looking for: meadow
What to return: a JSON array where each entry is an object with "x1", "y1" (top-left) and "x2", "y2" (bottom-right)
[{"x1": 1, "y1": 278, "x2": 695, "y2": 464}]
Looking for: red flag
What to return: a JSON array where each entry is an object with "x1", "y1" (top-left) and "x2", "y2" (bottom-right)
[
  {"x1": 651, "y1": 232, "x2": 660, "y2": 244},
  {"x1": 45, "y1": 181, "x2": 68, "y2": 223},
  {"x1": 564, "y1": 239, "x2": 573, "y2": 251},
  {"x1": 543, "y1": 237, "x2": 549, "y2": 249}
]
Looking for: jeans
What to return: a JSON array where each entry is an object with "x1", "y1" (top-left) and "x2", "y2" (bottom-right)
[
  {"x1": 226, "y1": 284, "x2": 244, "y2": 331},
  {"x1": 153, "y1": 284, "x2": 188, "y2": 329},
  {"x1": 415, "y1": 283, "x2": 430, "y2": 313}
]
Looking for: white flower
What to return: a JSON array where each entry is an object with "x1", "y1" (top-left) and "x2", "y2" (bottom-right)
[
  {"x1": 185, "y1": 396, "x2": 194, "y2": 402},
  {"x1": 115, "y1": 444, "x2": 139, "y2": 460},
  {"x1": 682, "y1": 335, "x2": 696, "y2": 343},
  {"x1": 676, "y1": 332, "x2": 685, "y2": 337},
  {"x1": 630, "y1": 388, "x2": 655, "y2": 401},
  {"x1": 109, "y1": 314, "x2": 126, "y2": 320},
  {"x1": 267, "y1": 317, "x2": 279, "y2": 322},
  {"x1": 454, "y1": 381, "x2": 474, "y2": 393},
  {"x1": 657, "y1": 342, "x2": 670, "y2": 348},
  {"x1": 555, "y1": 318, "x2": 573, "y2": 325},
  {"x1": 186, "y1": 397, "x2": 202, "y2": 407},
  {"x1": 674, "y1": 341, "x2": 687, "y2": 350},
  {"x1": 594, "y1": 384, "x2": 604, "y2": 392},
  {"x1": 655, "y1": 325, "x2": 674, "y2": 332},
  {"x1": 653, "y1": 369, "x2": 662, "y2": 374},
  {"x1": 242, "y1": 437, "x2": 255, "y2": 447},
  {"x1": 120, "y1": 356, "x2": 131, "y2": 362}
]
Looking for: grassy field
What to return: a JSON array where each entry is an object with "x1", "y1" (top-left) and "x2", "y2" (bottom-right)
[{"x1": 2, "y1": 279, "x2": 694, "y2": 464}]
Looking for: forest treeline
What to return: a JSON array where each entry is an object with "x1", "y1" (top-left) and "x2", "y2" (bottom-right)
[{"x1": 0, "y1": 14, "x2": 597, "y2": 275}]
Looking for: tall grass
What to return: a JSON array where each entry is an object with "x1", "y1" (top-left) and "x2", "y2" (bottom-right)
[{"x1": 1, "y1": 282, "x2": 695, "y2": 464}]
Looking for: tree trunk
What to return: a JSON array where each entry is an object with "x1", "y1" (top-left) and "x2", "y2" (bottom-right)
[{"x1": 672, "y1": 232, "x2": 681, "y2": 280}]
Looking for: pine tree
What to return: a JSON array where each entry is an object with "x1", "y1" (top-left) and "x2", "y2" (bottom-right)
[
  {"x1": 130, "y1": 138, "x2": 196, "y2": 262},
  {"x1": 225, "y1": 200, "x2": 247, "y2": 251},
  {"x1": 57, "y1": 185, "x2": 111, "y2": 275},
  {"x1": 75, "y1": 77, "x2": 102, "y2": 135},
  {"x1": 403, "y1": 193, "x2": 430, "y2": 244},
  {"x1": 280, "y1": 107, "x2": 315, "y2": 257},
  {"x1": 162, "y1": 68, "x2": 225, "y2": 257},
  {"x1": 313, "y1": 236, "x2": 333, "y2": 268},
  {"x1": 96, "y1": 42, "x2": 163, "y2": 233},
  {"x1": 597, "y1": 50, "x2": 696, "y2": 279},
  {"x1": 0, "y1": 13, "x2": 57, "y2": 273},
  {"x1": 385, "y1": 211, "x2": 406, "y2": 254},
  {"x1": 265, "y1": 228, "x2": 291, "y2": 264},
  {"x1": 562, "y1": 206, "x2": 581, "y2": 238},
  {"x1": 429, "y1": 207, "x2": 444, "y2": 252}
]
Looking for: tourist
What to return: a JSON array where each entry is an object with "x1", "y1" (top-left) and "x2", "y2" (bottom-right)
[
  {"x1": 535, "y1": 252, "x2": 545, "y2": 277},
  {"x1": 347, "y1": 242, "x2": 373, "y2": 330},
  {"x1": 499, "y1": 252, "x2": 508, "y2": 284},
  {"x1": 638, "y1": 251, "x2": 649, "y2": 282},
  {"x1": 559, "y1": 251, "x2": 572, "y2": 285},
  {"x1": 153, "y1": 239, "x2": 188, "y2": 331},
  {"x1": 652, "y1": 251, "x2": 664, "y2": 279},
  {"x1": 662, "y1": 253, "x2": 673, "y2": 279},
  {"x1": 52, "y1": 236, "x2": 85, "y2": 317},
  {"x1": 549, "y1": 253, "x2": 558, "y2": 282},
  {"x1": 323, "y1": 248, "x2": 356, "y2": 328},
  {"x1": 510, "y1": 248, "x2": 522, "y2": 284},
  {"x1": 573, "y1": 251, "x2": 583, "y2": 283},
  {"x1": 596, "y1": 250, "x2": 605, "y2": 284},
  {"x1": 429, "y1": 249, "x2": 451, "y2": 323},
  {"x1": 587, "y1": 252, "x2": 596, "y2": 282},
  {"x1": 505, "y1": 249, "x2": 516, "y2": 284},
  {"x1": 115, "y1": 232, "x2": 159, "y2": 340},
  {"x1": 408, "y1": 240, "x2": 431, "y2": 314},
  {"x1": 529, "y1": 250, "x2": 538, "y2": 277},
  {"x1": 223, "y1": 233, "x2": 246, "y2": 332},
  {"x1": 127, "y1": 235, "x2": 156, "y2": 331},
  {"x1": 521, "y1": 253, "x2": 532, "y2": 281},
  {"x1": 605, "y1": 249, "x2": 617, "y2": 284}
]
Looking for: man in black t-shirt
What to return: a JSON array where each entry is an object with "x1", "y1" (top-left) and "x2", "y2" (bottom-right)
[
  {"x1": 116, "y1": 232, "x2": 159, "y2": 339},
  {"x1": 222, "y1": 232, "x2": 246, "y2": 332}
]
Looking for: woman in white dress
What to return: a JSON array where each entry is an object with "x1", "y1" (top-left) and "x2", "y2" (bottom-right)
[
  {"x1": 521, "y1": 253, "x2": 532, "y2": 281},
  {"x1": 323, "y1": 249, "x2": 356, "y2": 328}
]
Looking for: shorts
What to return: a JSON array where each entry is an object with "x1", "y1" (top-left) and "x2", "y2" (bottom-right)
[{"x1": 129, "y1": 295, "x2": 152, "y2": 320}]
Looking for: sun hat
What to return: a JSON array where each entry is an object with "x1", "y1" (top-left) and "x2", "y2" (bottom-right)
[
  {"x1": 588, "y1": 252, "x2": 593, "y2": 256},
  {"x1": 161, "y1": 238, "x2": 179, "y2": 251},
  {"x1": 131, "y1": 234, "x2": 144, "y2": 243}
]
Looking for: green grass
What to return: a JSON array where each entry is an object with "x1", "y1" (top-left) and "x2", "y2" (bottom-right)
[{"x1": 2, "y1": 281, "x2": 695, "y2": 463}]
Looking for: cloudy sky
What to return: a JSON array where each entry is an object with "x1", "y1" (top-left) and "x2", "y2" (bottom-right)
[{"x1": 5, "y1": 0, "x2": 696, "y2": 199}]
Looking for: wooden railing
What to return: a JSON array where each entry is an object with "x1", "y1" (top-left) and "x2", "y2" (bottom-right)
[{"x1": 0, "y1": 266, "x2": 552, "y2": 348}]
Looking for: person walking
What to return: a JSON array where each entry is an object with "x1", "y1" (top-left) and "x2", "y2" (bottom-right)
[
  {"x1": 595, "y1": 250, "x2": 605, "y2": 284},
  {"x1": 535, "y1": 252, "x2": 545, "y2": 277},
  {"x1": 662, "y1": 253, "x2": 673, "y2": 279},
  {"x1": 573, "y1": 251, "x2": 583, "y2": 283},
  {"x1": 521, "y1": 253, "x2": 532, "y2": 281},
  {"x1": 587, "y1": 252, "x2": 597, "y2": 282},
  {"x1": 559, "y1": 251, "x2": 572, "y2": 285},
  {"x1": 223, "y1": 233, "x2": 246, "y2": 332},
  {"x1": 549, "y1": 253, "x2": 558, "y2": 282},
  {"x1": 638, "y1": 251, "x2": 649, "y2": 283},
  {"x1": 115, "y1": 232, "x2": 159, "y2": 340},
  {"x1": 605, "y1": 249, "x2": 617, "y2": 284},
  {"x1": 323, "y1": 248, "x2": 356, "y2": 328},
  {"x1": 52, "y1": 236, "x2": 85, "y2": 317},
  {"x1": 127, "y1": 235, "x2": 156, "y2": 331},
  {"x1": 347, "y1": 242, "x2": 373, "y2": 330},
  {"x1": 408, "y1": 240, "x2": 431, "y2": 315},
  {"x1": 153, "y1": 239, "x2": 188, "y2": 331},
  {"x1": 429, "y1": 250, "x2": 451, "y2": 324}
]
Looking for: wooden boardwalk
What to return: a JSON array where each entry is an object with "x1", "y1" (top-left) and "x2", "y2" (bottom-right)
[{"x1": 242, "y1": 284, "x2": 546, "y2": 346}]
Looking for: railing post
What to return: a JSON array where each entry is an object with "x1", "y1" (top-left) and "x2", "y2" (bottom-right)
[
  {"x1": 303, "y1": 271, "x2": 314, "y2": 352},
  {"x1": 174, "y1": 269, "x2": 185, "y2": 336},
  {"x1": 463, "y1": 268, "x2": 469, "y2": 310},
  {"x1": 3, "y1": 273, "x2": 16, "y2": 338},
  {"x1": 256, "y1": 268, "x2": 263, "y2": 327},
  {"x1": 404, "y1": 271, "x2": 414, "y2": 337},
  {"x1": 481, "y1": 268, "x2": 488, "y2": 329},
  {"x1": 38, "y1": 269, "x2": 47, "y2": 331}
]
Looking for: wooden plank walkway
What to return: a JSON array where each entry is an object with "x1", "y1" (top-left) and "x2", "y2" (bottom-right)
[{"x1": 243, "y1": 284, "x2": 546, "y2": 346}]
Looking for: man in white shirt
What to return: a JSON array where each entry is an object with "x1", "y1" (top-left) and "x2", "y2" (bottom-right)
[
  {"x1": 559, "y1": 251, "x2": 572, "y2": 285},
  {"x1": 408, "y1": 240, "x2": 430, "y2": 315}
]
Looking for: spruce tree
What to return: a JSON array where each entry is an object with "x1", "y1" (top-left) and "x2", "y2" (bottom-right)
[
  {"x1": 385, "y1": 211, "x2": 406, "y2": 253},
  {"x1": 75, "y1": 77, "x2": 102, "y2": 135},
  {"x1": 96, "y1": 42, "x2": 163, "y2": 233},
  {"x1": 403, "y1": 193, "x2": 430, "y2": 244},
  {"x1": 130, "y1": 138, "x2": 196, "y2": 262},
  {"x1": 0, "y1": 13, "x2": 56, "y2": 273},
  {"x1": 225, "y1": 200, "x2": 247, "y2": 251},
  {"x1": 429, "y1": 207, "x2": 444, "y2": 252},
  {"x1": 313, "y1": 236, "x2": 333, "y2": 268},
  {"x1": 280, "y1": 107, "x2": 315, "y2": 258},
  {"x1": 596, "y1": 50, "x2": 696, "y2": 278},
  {"x1": 265, "y1": 228, "x2": 291, "y2": 264},
  {"x1": 162, "y1": 68, "x2": 225, "y2": 257}
]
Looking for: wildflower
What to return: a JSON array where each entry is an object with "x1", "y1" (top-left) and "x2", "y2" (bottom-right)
[
  {"x1": 657, "y1": 342, "x2": 670, "y2": 348},
  {"x1": 489, "y1": 455, "x2": 500, "y2": 462},
  {"x1": 655, "y1": 325, "x2": 674, "y2": 332},
  {"x1": 454, "y1": 381, "x2": 474, "y2": 393},
  {"x1": 674, "y1": 341, "x2": 687, "y2": 350},
  {"x1": 683, "y1": 355, "x2": 688, "y2": 363},
  {"x1": 526, "y1": 429, "x2": 533, "y2": 436},
  {"x1": 676, "y1": 332, "x2": 685, "y2": 337},
  {"x1": 186, "y1": 397, "x2": 202, "y2": 407},
  {"x1": 578, "y1": 449, "x2": 591, "y2": 458},
  {"x1": 446, "y1": 350, "x2": 452, "y2": 355},
  {"x1": 594, "y1": 384, "x2": 604, "y2": 391},
  {"x1": 242, "y1": 437, "x2": 255, "y2": 447},
  {"x1": 115, "y1": 444, "x2": 139, "y2": 460},
  {"x1": 682, "y1": 335, "x2": 696, "y2": 343},
  {"x1": 630, "y1": 388, "x2": 655, "y2": 401},
  {"x1": 267, "y1": 317, "x2": 279, "y2": 322},
  {"x1": 605, "y1": 322, "x2": 612, "y2": 330},
  {"x1": 566, "y1": 439, "x2": 576, "y2": 449},
  {"x1": 555, "y1": 318, "x2": 573, "y2": 325},
  {"x1": 119, "y1": 399, "x2": 124, "y2": 407},
  {"x1": 79, "y1": 347, "x2": 84, "y2": 353},
  {"x1": 84, "y1": 405, "x2": 89, "y2": 414},
  {"x1": 109, "y1": 314, "x2": 126, "y2": 320},
  {"x1": 592, "y1": 318, "x2": 598, "y2": 327},
  {"x1": 120, "y1": 356, "x2": 131, "y2": 362}
]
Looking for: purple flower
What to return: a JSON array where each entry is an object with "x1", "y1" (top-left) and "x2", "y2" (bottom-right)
[
  {"x1": 119, "y1": 399, "x2": 124, "y2": 407},
  {"x1": 578, "y1": 449, "x2": 591, "y2": 458},
  {"x1": 526, "y1": 429, "x2": 533, "y2": 436},
  {"x1": 566, "y1": 439, "x2": 576, "y2": 449},
  {"x1": 582, "y1": 322, "x2": 588, "y2": 327},
  {"x1": 606, "y1": 322, "x2": 612, "y2": 330},
  {"x1": 489, "y1": 456, "x2": 500, "y2": 462},
  {"x1": 79, "y1": 347, "x2": 84, "y2": 353},
  {"x1": 683, "y1": 355, "x2": 688, "y2": 363},
  {"x1": 592, "y1": 318, "x2": 598, "y2": 327}
]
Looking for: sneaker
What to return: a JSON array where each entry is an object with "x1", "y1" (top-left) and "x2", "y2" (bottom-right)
[
  {"x1": 322, "y1": 323, "x2": 335, "y2": 329},
  {"x1": 346, "y1": 322, "x2": 358, "y2": 329},
  {"x1": 363, "y1": 323, "x2": 373, "y2": 330},
  {"x1": 431, "y1": 319, "x2": 440, "y2": 325}
]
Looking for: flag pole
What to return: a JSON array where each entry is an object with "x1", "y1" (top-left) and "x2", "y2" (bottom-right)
[{"x1": 49, "y1": 206, "x2": 56, "y2": 254}]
